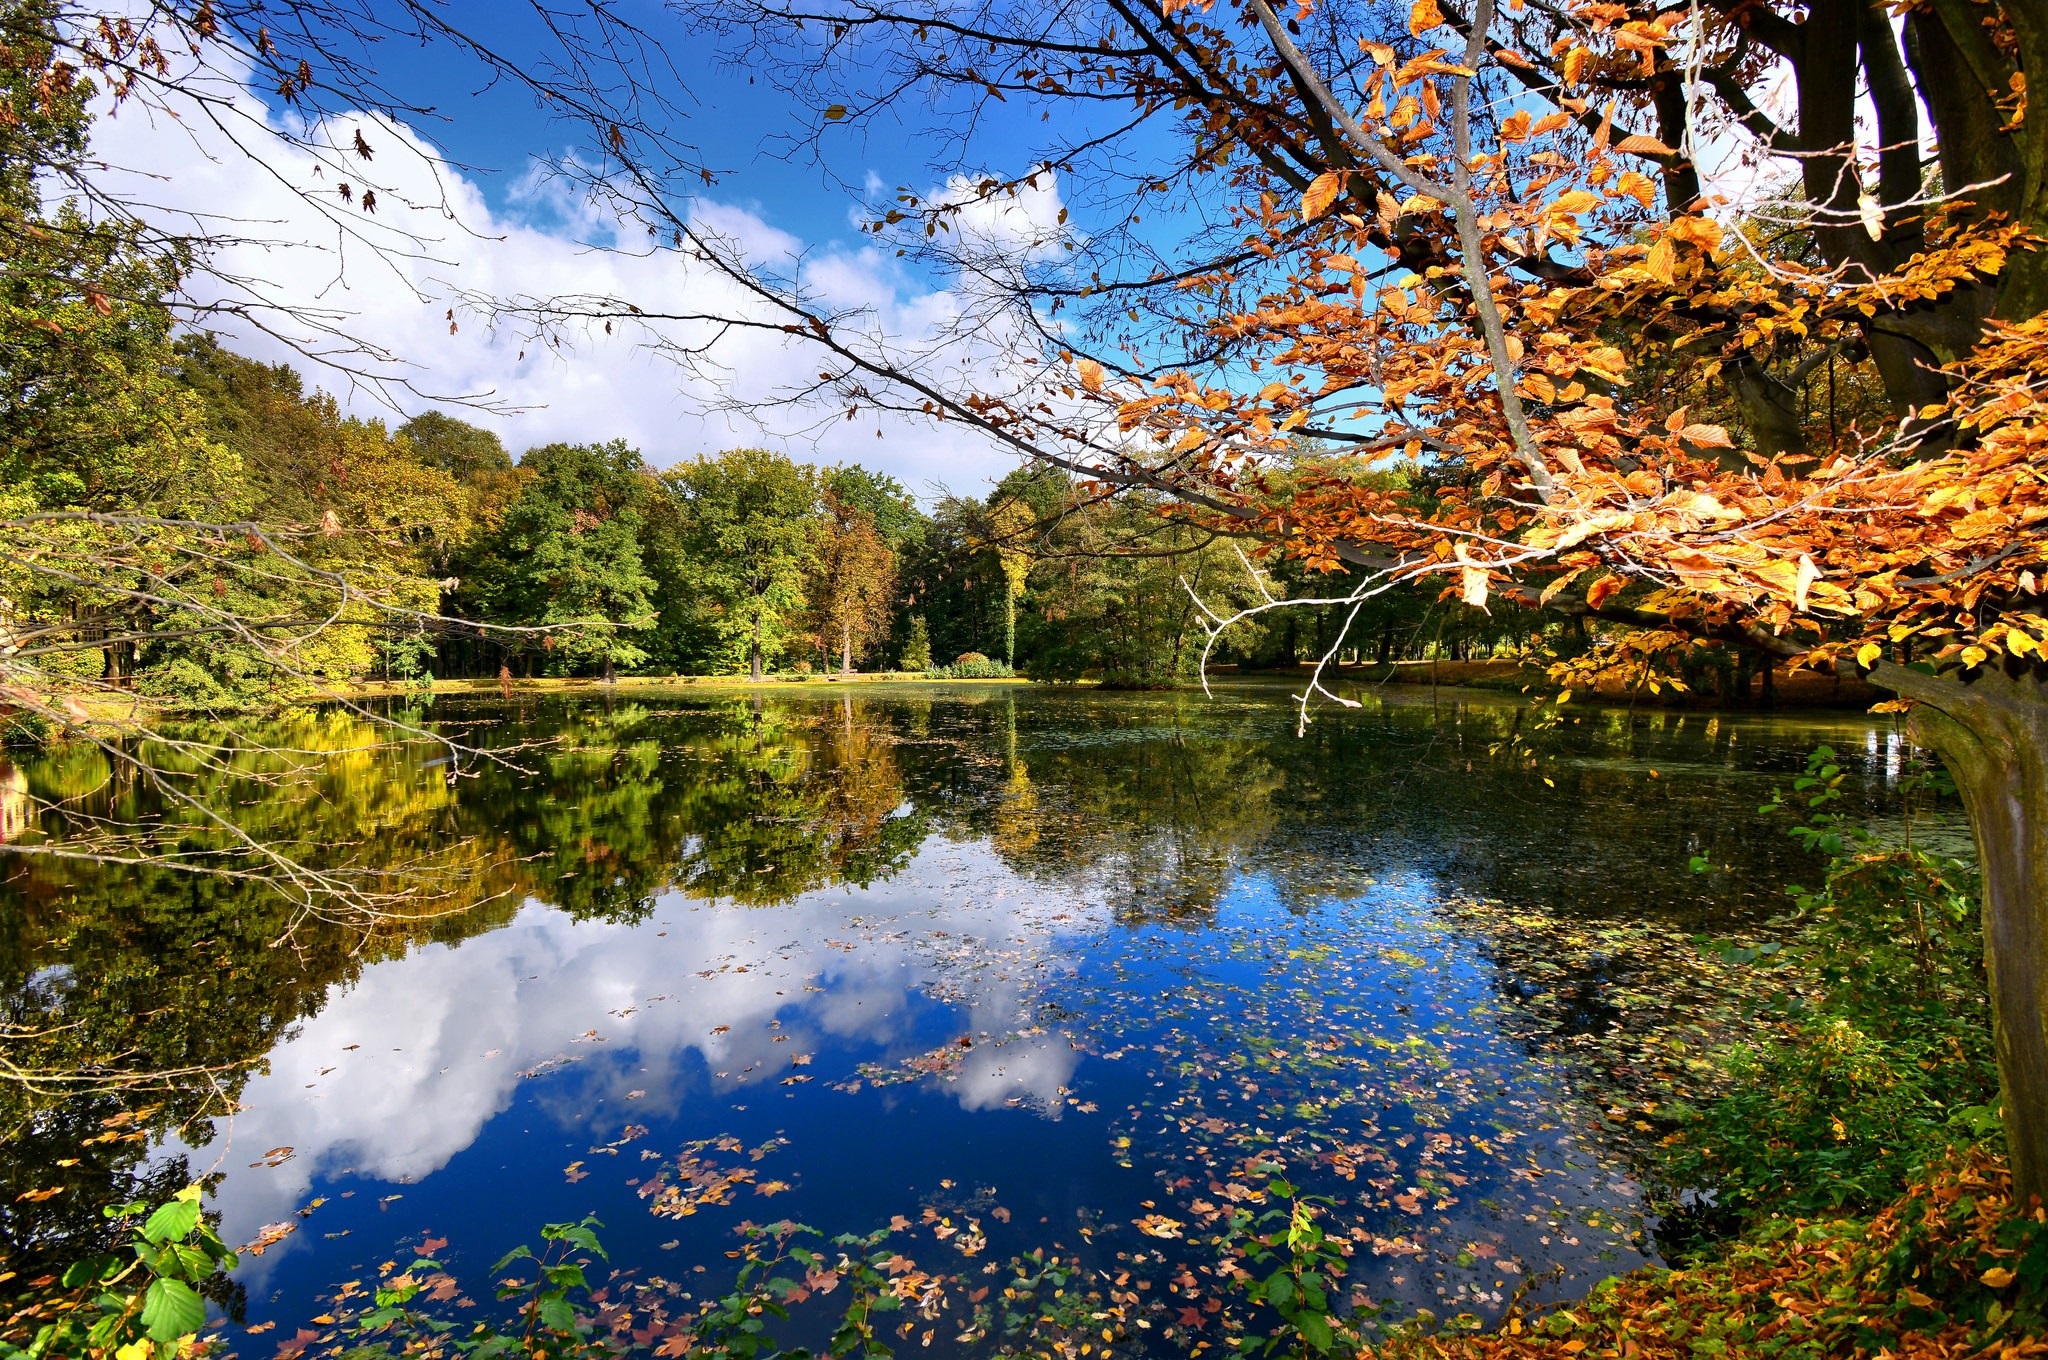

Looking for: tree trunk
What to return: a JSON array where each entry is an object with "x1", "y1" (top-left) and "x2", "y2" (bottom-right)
[
  {"x1": 841, "y1": 617, "x2": 853, "y2": 676},
  {"x1": 750, "y1": 630, "x2": 764, "y2": 683},
  {"x1": 1872, "y1": 661, "x2": 2048, "y2": 1209}
]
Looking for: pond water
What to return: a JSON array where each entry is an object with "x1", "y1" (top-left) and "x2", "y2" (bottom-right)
[{"x1": 0, "y1": 681, "x2": 1967, "y2": 1352}]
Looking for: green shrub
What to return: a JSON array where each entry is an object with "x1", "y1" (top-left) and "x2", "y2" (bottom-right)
[
  {"x1": 932, "y1": 652, "x2": 1013, "y2": 679},
  {"x1": 1, "y1": 709, "x2": 55, "y2": 748},
  {"x1": 132, "y1": 657, "x2": 231, "y2": 707}
]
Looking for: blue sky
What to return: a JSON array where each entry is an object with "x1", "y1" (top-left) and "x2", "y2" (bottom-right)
[{"x1": 106, "y1": 2, "x2": 1082, "y2": 495}]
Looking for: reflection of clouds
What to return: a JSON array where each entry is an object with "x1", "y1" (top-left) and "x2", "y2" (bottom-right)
[
  {"x1": 166, "y1": 841, "x2": 1103, "y2": 1277},
  {"x1": 951, "y1": 1036, "x2": 1081, "y2": 1113}
]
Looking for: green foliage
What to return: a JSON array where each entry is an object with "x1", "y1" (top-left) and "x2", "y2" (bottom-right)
[
  {"x1": 929, "y1": 653, "x2": 1013, "y2": 679},
  {"x1": 458, "y1": 440, "x2": 658, "y2": 676},
  {"x1": 659, "y1": 449, "x2": 820, "y2": 677},
  {"x1": 0, "y1": 1186, "x2": 235, "y2": 1360},
  {"x1": 822, "y1": 465, "x2": 923, "y2": 552},
  {"x1": 399, "y1": 410, "x2": 511, "y2": 481},
  {"x1": 1219, "y1": 1175, "x2": 1368, "y2": 1360},
  {"x1": 898, "y1": 615, "x2": 932, "y2": 671},
  {"x1": 1655, "y1": 746, "x2": 1996, "y2": 1226}
]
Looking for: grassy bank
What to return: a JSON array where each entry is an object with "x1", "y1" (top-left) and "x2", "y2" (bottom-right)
[{"x1": 342, "y1": 671, "x2": 1031, "y2": 700}]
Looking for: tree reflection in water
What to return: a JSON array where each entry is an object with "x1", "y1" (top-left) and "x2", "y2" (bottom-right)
[{"x1": 0, "y1": 684, "x2": 1948, "y2": 1302}]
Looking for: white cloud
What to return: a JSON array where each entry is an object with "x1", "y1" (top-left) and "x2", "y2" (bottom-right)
[
  {"x1": 161, "y1": 840, "x2": 1097, "y2": 1282},
  {"x1": 82, "y1": 49, "x2": 1050, "y2": 498}
]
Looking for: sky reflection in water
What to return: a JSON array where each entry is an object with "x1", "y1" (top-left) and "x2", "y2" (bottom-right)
[{"x1": 2, "y1": 683, "x2": 1958, "y2": 1345}]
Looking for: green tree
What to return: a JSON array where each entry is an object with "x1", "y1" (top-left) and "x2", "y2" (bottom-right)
[
  {"x1": 0, "y1": 4, "x2": 232, "y2": 521},
  {"x1": 823, "y1": 464, "x2": 925, "y2": 551},
  {"x1": 663, "y1": 449, "x2": 818, "y2": 680},
  {"x1": 458, "y1": 441, "x2": 658, "y2": 678},
  {"x1": 895, "y1": 496, "x2": 1001, "y2": 665},
  {"x1": 398, "y1": 410, "x2": 511, "y2": 483},
  {"x1": 899, "y1": 615, "x2": 932, "y2": 671}
]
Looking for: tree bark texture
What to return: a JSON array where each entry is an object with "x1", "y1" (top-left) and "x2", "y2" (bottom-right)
[{"x1": 1873, "y1": 661, "x2": 2048, "y2": 1208}]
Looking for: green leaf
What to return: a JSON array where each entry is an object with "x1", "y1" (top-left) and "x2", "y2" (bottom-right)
[
  {"x1": 141, "y1": 1194, "x2": 202, "y2": 1245},
  {"x1": 536, "y1": 1294, "x2": 579, "y2": 1335},
  {"x1": 554, "y1": 1223, "x2": 608, "y2": 1260},
  {"x1": 544, "y1": 1263, "x2": 588, "y2": 1291},
  {"x1": 488, "y1": 1244, "x2": 534, "y2": 1273},
  {"x1": 141, "y1": 1278, "x2": 205, "y2": 1343},
  {"x1": 60, "y1": 1255, "x2": 117, "y2": 1288}
]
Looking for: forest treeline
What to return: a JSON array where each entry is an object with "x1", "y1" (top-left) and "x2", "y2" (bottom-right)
[{"x1": 13, "y1": 333, "x2": 1547, "y2": 700}]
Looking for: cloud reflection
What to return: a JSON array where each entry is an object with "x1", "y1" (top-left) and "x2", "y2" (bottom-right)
[{"x1": 173, "y1": 841, "x2": 1099, "y2": 1271}]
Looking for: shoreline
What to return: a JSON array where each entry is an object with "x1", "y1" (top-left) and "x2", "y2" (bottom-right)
[{"x1": 337, "y1": 662, "x2": 1884, "y2": 711}]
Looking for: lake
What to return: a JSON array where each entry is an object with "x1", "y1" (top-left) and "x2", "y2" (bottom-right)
[{"x1": 0, "y1": 681, "x2": 1963, "y2": 1353}]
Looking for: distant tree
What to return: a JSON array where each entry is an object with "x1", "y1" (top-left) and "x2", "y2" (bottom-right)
[
  {"x1": 399, "y1": 411, "x2": 512, "y2": 482},
  {"x1": 665, "y1": 449, "x2": 818, "y2": 680},
  {"x1": 458, "y1": 440, "x2": 657, "y2": 678},
  {"x1": 897, "y1": 496, "x2": 1003, "y2": 664},
  {"x1": 1018, "y1": 497, "x2": 1264, "y2": 686},
  {"x1": 0, "y1": 11, "x2": 229, "y2": 524},
  {"x1": 899, "y1": 615, "x2": 932, "y2": 671},
  {"x1": 823, "y1": 464, "x2": 926, "y2": 550},
  {"x1": 979, "y1": 497, "x2": 1035, "y2": 667},
  {"x1": 811, "y1": 493, "x2": 897, "y2": 675}
]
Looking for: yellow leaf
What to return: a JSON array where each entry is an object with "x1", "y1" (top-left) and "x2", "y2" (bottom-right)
[
  {"x1": 1614, "y1": 133, "x2": 1677, "y2": 156},
  {"x1": 1408, "y1": 0, "x2": 1445, "y2": 36},
  {"x1": 1562, "y1": 46, "x2": 1588, "y2": 87},
  {"x1": 1856, "y1": 642, "x2": 1883, "y2": 669},
  {"x1": 1539, "y1": 567, "x2": 1587, "y2": 605},
  {"x1": 1301, "y1": 171, "x2": 1342, "y2": 222},
  {"x1": 1076, "y1": 357, "x2": 1105, "y2": 392},
  {"x1": 1981, "y1": 1266, "x2": 2015, "y2": 1289},
  {"x1": 1616, "y1": 171, "x2": 1657, "y2": 209},
  {"x1": 1553, "y1": 189, "x2": 1601, "y2": 215},
  {"x1": 1550, "y1": 509, "x2": 1635, "y2": 553},
  {"x1": 1668, "y1": 215, "x2": 1723, "y2": 250},
  {"x1": 1678, "y1": 423, "x2": 1734, "y2": 448},
  {"x1": 1645, "y1": 236, "x2": 1676, "y2": 284}
]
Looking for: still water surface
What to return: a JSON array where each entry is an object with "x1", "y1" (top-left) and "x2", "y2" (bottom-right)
[{"x1": 0, "y1": 682, "x2": 1961, "y2": 1348}]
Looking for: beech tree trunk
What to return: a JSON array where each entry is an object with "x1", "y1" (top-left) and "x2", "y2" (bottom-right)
[
  {"x1": 841, "y1": 618, "x2": 853, "y2": 676},
  {"x1": 750, "y1": 629, "x2": 764, "y2": 682},
  {"x1": 1872, "y1": 661, "x2": 2048, "y2": 1208}
]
